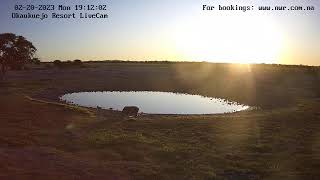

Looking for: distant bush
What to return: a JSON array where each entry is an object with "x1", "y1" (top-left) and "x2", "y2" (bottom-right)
[
  {"x1": 52, "y1": 59, "x2": 85, "y2": 68},
  {"x1": 32, "y1": 58, "x2": 41, "y2": 65},
  {"x1": 53, "y1": 60, "x2": 62, "y2": 66},
  {"x1": 73, "y1": 59, "x2": 83, "y2": 66}
]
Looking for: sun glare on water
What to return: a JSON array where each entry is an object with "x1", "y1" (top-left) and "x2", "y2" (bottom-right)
[{"x1": 174, "y1": 13, "x2": 284, "y2": 64}]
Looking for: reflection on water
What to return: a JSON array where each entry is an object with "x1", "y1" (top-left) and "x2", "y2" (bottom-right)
[{"x1": 60, "y1": 91, "x2": 249, "y2": 115}]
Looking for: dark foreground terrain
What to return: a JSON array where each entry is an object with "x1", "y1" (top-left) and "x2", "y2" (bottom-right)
[{"x1": 0, "y1": 62, "x2": 320, "y2": 179}]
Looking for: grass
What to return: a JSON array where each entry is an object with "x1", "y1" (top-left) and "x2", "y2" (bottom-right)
[
  {"x1": 24, "y1": 95, "x2": 95, "y2": 118},
  {"x1": 0, "y1": 62, "x2": 319, "y2": 179}
]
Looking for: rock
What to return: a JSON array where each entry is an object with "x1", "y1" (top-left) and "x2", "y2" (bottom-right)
[{"x1": 122, "y1": 106, "x2": 139, "y2": 117}]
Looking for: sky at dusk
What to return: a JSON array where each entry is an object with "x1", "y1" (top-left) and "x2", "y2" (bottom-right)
[{"x1": 0, "y1": 0, "x2": 319, "y2": 65}]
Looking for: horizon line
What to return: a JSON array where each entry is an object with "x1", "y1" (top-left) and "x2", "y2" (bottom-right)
[{"x1": 41, "y1": 59, "x2": 320, "y2": 67}]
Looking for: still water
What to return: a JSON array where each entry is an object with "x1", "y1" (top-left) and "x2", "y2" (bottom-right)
[{"x1": 60, "y1": 91, "x2": 249, "y2": 115}]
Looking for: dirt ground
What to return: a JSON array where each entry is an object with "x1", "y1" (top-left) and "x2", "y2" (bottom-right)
[{"x1": 0, "y1": 62, "x2": 319, "y2": 179}]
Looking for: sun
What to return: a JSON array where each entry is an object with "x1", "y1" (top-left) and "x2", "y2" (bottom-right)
[{"x1": 173, "y1": 13, "x2": 284, "y2": 64}]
